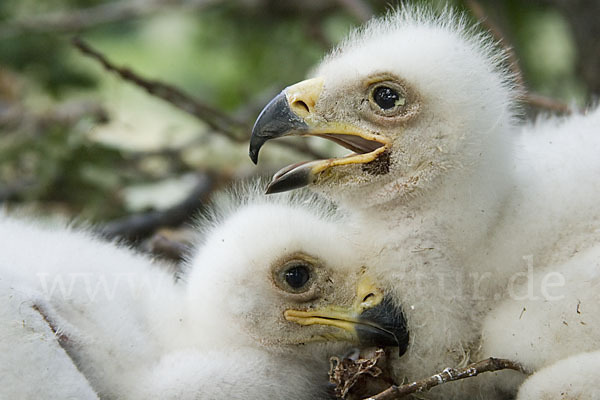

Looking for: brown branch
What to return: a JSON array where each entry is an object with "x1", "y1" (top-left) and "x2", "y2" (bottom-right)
[
  {"x1": 0, "y1": 0, "x2": 218, "y2": 37},
  {"x1": 145, "y1": 232, "x2": 191, "y2": 262},
  {"x1": 522, "y1": 93, "x2": 573, "y2": 115},
  {"x1": 72, "y1": 38, "x2": 330, "y2": 160},
  {"x1": 465, "y1": 0, "x2": 525, "y2": 89},
  {"x1": 98, "y1": 173, "x2": 213, "y2": 241},
  {"x1": 364, "y1": 357, "x2": 525, "y2": 400},
  {"x1": 72, "y1": 37, "x2": 247, "y2": 142},
  {"x1": 330, "y1": 348, "x2": 395, "y2": 400},
  {"x1": 465, "y1": 0, "x2": 573, "y2": 115}
]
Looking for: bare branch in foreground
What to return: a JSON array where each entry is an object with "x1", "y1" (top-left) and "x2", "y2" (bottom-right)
[
  {"x1": 364, "y1": 357, "x2": 525, "y2": 400},
  {"x1": 465, "y1": 0, "x2": 573, "y2": 115},
  {"x1": 330, "y1": 348, "x2": 395, "y2": 400}
]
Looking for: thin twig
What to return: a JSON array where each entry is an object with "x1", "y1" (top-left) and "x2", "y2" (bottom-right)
[
  {"x1": 98, "y1": 173, "x2": 213, "y2": 240},
  {"x1": 364, "y1": 357, "x2": 525, "y2": 400},
  {"x1": 145, "y1": 233, "x2": 191, "y2": 262},
  {"x1": 465, "y1": 0, "x2": 525, "y2": 89},
  {"x1": 72, "y1": 37, "x2": 247, "y2": 142},
  {"x1": 522, "y1": 93, "x2": 573, "y2": 115},
  {"x1": 72, "y1": 38, "x2": 329, "y2": 160},
  {"x1": 465, "y1": 0, "x2": 573, "y2": 114}
]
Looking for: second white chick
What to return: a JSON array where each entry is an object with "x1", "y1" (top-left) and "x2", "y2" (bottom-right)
[{"x1": 1, "y1": 186, "x2": 399, "y2": 399}]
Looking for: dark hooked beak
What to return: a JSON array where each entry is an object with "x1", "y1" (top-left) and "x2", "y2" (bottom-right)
[
  {"x1": 249, "y1": 91, "x2": 308, "y2": 164},
  {"x1": 356, "y1": 296, "x2": 409, "y2": 356}
]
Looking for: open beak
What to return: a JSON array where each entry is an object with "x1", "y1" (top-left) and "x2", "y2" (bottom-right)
[
  {"x1": 249, "y1": 78, "x2": 390, "y2": 194},
  {"x1": 284, "y1": 274, "x2": 409, "y2": 356}
]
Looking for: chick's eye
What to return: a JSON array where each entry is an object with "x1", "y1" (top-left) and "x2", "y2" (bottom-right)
[
  {"x1": 373, "y1": 86, "x2": 404, "y2": 110},
  {"x1": 273, "y1": 257, "x2": 319, "y2": 295},
  {"x1": 284, "y1": 264, "x2": 311, "y2": 289}
]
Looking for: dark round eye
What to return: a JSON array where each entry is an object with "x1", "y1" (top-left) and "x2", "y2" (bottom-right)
[
  {"x1": 284, "y1": 264, "x2": 311, "y2": 289},
  {"x1": 373, "y1": 86, "x2": 402, "y2": 110}
]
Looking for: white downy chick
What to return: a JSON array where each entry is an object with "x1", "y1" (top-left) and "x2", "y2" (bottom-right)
[
  {"x1": 250, "y1": 4, "x2": 600, "y2": 289},
  {"x1": 516, "y1": 351, "x2": 600, "y2": 400},
  {"x1": 0, "y1": 185, "x2": 408, "y2": 399}
]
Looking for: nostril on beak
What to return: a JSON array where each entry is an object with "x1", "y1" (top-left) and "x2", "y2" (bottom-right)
[
  {"x1": 362, "y1": 293, "x2": 375, "y2": 302},
  {"x1": 290, "y1": 100, "x2": 311, "y2": 116}
]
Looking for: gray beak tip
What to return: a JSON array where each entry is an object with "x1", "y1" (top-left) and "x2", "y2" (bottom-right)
[
  {"x1": 248, "y1": 90, "x2": 308, "y2": 165},
  {"x1": 264, "y1": 177, "x2": 305, "y2": 195},
  {"x1": 249, "y1": 148, "x2": 259, "y2": 165},
  {"x1": 358, "y1": 296, "x2": 409, "y2": 357},
  {"x1": 264, "y1": 184, "x2": 276, "y2": 195}
]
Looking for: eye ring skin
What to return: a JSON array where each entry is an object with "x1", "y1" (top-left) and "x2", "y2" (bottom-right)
[
  {"x1": 271, "y1": 253, "x2": 326, "y2": 300},
  {"x1": 359, "y1": 74, "x2": 421, "y2": 126}
]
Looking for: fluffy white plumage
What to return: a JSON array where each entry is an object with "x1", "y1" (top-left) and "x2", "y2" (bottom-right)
[
  {"x1": 249, "y1": 4, "x2": 600, "y2": 398},
  {"x1": 0, "y1": 215, "x2": 183, "y2": 399},
  {"x1": 0, "y1": 279, "x2": 99, "y2": 399},
  {"x1": 481, "y1": 243, "x2": 600, "y2": 398},
  {"x1": 3, "y1": 6, "x2": 599, "y2": 398},
  {"x1": 516, "y1": 351, "x2": 600, "y2": 400},
  {"x1": 0, "y1": 186, "x2": 376, "y2": 399}
]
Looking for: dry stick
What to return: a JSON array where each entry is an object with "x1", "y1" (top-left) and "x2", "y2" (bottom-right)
[
  {"x1": 465, "y1": 0, "x2": 525, "y2": 89},
  {"x1": 72, "y1": 37, "x2": 245, "y2": 141},
  {"x1": 98, "y1": 173, "x2": 213, "y2": 240},
  {"x1": 72, "y1": 38, "x2": 328, "y2": 159},
  {"x1": 523, "y1": 92, "x2": 573, "y2": 115},
  {"x1": 146, "y1": 233, "x2": 191, "y2": 261},
  {"x1": 365, "y1": 357, "x2": 525, "y2": 400},
  {"x1": 465, "y1": 0, "x2": 573, "y2": 115}
]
